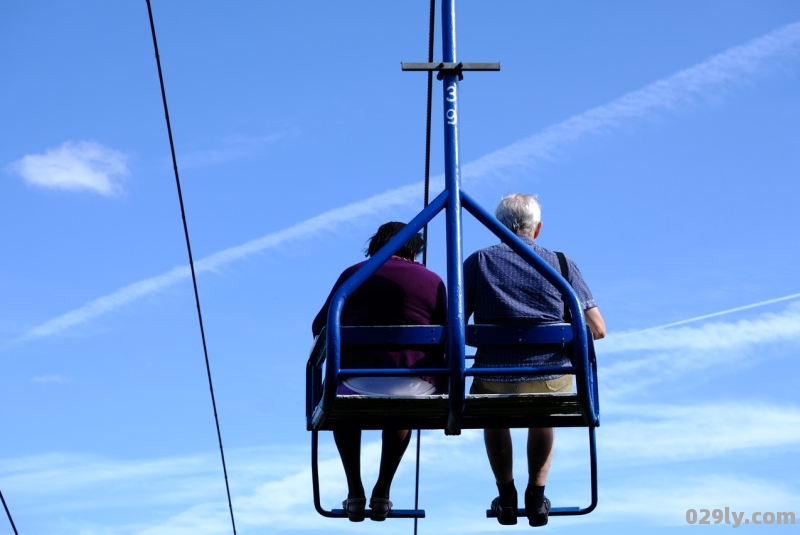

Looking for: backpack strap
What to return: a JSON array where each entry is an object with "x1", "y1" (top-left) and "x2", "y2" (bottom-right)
[{"x1": 555, "y1": 252, "x2": 571, "y2": 323}]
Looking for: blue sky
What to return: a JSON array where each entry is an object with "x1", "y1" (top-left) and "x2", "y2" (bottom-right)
[{"x1": 1, "y1": 1, "x2": 799, "y2": 533}]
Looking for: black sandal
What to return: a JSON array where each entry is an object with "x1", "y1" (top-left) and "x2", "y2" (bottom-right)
[
  {"x1": 369, "y1": 497, "x2": 392, "y2": 521},
  {"x1": 342, "y1": 497, "x2": 366, "y2": 522}
]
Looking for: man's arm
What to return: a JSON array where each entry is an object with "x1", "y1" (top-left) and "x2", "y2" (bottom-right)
[{"x1": 585, "y1": 307, "x2": 606, "y2": 340}]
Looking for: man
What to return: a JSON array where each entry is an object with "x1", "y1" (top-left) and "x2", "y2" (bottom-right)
[{"x1": 464, "y1": 193, "x2": 606, "y2": 527}]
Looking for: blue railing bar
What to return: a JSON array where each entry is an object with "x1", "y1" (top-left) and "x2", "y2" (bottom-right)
[
  {"x1": 311, "y1": 430, "x2": 338, "y2": 518},
  {"x1": 341, "y1": 325, "x2": 445, "y2": 345},
  {"x1": 311, "y1": 430, "x2": 427, "y2": 519},
  {"x1": 337, "y1": 368, "x2": 450, "y2": 378},
  {"x1": 466, "y1": 366, "x2": 578, "y2": 377},
  {"x1": 489, "y1": 506, "x2": 580, "y2": 519},
  {"x1": 339, "y1": 324, "x2": 574, "y2": 346},
  {"x1": 581, "y1": 337, "x2": 597, "y2": 424},
  {"x1": 330, "y1": 508, "x2": 426, "y2": 519},
  {"x1": 441, "y1": 0, "x2": 467, "y2": 437},
  {"x1": 591, "y1": 426, "x2": 598, "y2": 506},
  {"x1": 333, "y1": 365, "x2": 577, "y2": 378},
  {"x1": 551, "y1": 426, "x2": 598, "y2": 515},
  {"x1": 466, "y1": 324, "x2": 573, "y2": 345},
  {"x1": 486, "y1": 427, "x2": 598, "y2": 518},
  {"x1": 317, "y1": 190, "x2": 449, "y2": 429}
]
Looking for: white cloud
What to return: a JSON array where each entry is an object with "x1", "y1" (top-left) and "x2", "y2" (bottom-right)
[
  {"x1": 0, "y1": 444, "x2": 405, "y2": 534},
  {"x1": 596, "y1": 302, "x2": 800, "y2": 398},
  {"x1": 179, "y1": 131, "x2": 297, "y2": 169},
  {"x1": 21, "y1": 266, "x2": 191, "y2": 340},
  {"x1": 459, "y1": 20, "x2": 800, "y2": 183},
  {"x1": 600, "y1": 402, "x2": 800, "y2": 464},
  {"x1": 596, "y1": 474, "x2": 800, "y2": 527},
  {"x1": 31, "y1": 375, "x2": 70, "y2": 383},
  {"x1": 5, "y1": 418, "x2": 798, "y2": 534},
  {"x1": 16, "y1": 21, "x2": 800, "y2": 340},
  {"x1": 615, "y1": 292, "x2": 800, "y2": 338},
  {"x1": 9, "y1": 141, "x2": 130, "y2": 196},
  {"x1": 604, "y1": 301, "x2": 800, "y2": 354},
  {"x1": 0, "y1": 451, "x2": 217, "y2": 501}
]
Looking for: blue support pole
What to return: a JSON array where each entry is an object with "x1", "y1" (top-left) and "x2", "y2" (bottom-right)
[{"x1": 441, "y1": 0, "x2": 467, "y2": 435}]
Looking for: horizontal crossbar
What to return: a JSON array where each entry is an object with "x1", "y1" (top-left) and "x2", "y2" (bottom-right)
[
  {"x1": 338, "y1": 324, "x2": 573, "y2": 346},
  {"x1": 401, "y1": 61, "x2": 500, "y2": 71},
  {"x1": 330, "y1": 508, "x2": 425, "y2": 519},
  {"x1": 486, "y1": 506, "x2": 581, "y2": 518}
]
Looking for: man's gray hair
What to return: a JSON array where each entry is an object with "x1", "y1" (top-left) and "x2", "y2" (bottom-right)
[{"x1": 495, "y1": 193, "x2": 542, "y2": 236}]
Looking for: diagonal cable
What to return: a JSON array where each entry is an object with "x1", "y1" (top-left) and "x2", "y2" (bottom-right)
[
  {"x1": 1, "y1": 488, "x2": 20, "y2": 535},
  {"x1": 421, "y1": 0, "x2": 436, "y2": 268},
  {"x1": 416, "y1": 4, "x2": 437, "y2": 535},
  {"x1": 145, "y1": 2, "x2": 237, "y2": 533}
]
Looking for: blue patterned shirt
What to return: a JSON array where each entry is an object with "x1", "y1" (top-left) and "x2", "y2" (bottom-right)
[{"x1": 464, "y1": 236, "x2": 597, "y2": 381}]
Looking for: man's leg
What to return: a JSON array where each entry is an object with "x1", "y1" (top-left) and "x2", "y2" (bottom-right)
[
  {"x1": 527, "y1": 427, "x2": 554, "y2": 486},
  {"x1": 333, "y1": 429, "x2": 365, "y2": 499},
  {"x1": 525, "y1": 427, "x2": 554, "y2": 526},
  {"x1": 371, "y1": 429, "x2": 412, "y2": 499},
  {"x1": 484, "y1": 428, "x2": 518, "y2": 524},
  {"x1": 484, "y1": 428, "x2": 514, "y2": 484}
]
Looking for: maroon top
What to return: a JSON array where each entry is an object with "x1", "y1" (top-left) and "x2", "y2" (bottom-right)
[{"x1": 312, "y1": 257, "x2": 447, "y2": 386}]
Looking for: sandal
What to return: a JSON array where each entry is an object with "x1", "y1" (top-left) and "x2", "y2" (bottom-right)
[
  {"x1": 342, "y1": 497, "x2": 366, "y2": 522},
  {"x1": 491, "y1": 496, "x2": 518, "y2": 525},
  {"x1": 369, "y1": 497, "x2": 393, "y2": 521}
]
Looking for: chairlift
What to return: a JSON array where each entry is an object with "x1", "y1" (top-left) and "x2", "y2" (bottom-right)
[{"x1": 306, "y1": 0, "x2": 599, "y2": 521}]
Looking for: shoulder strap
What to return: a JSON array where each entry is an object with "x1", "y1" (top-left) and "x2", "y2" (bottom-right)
[{"x1": 555, "y1": 252, "x2": 571, "y2": 323}]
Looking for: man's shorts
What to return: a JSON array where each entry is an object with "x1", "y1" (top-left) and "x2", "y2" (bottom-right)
[{"x1": 470, "y1": 374, "x2": 573, "y2": 394}]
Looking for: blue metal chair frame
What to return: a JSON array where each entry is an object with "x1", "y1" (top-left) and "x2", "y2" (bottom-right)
[{"x1": 307, "y1": 0, "x2": 599, "y2": 520}]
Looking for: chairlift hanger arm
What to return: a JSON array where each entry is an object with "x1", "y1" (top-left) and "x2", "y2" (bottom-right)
[
  {"x1": 402, "y1": 61, "x2": 500, "y2": 76},
  {"x1": 401, "y1": 62, "x2": 500, "y2": 71},
  {"x1": 401, "y1": 62, "x2": 500, "y2": 80}
]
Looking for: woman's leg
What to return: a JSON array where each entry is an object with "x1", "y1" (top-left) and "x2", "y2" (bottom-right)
[
  {"x1": 371, "y1": 429, "x2": 412, "y2": 499},
  {"x1": 333, "y1": 429, "x2": 365, "y2": 499}
]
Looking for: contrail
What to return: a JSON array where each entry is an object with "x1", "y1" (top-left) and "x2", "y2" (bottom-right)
[
  {"x1": 614, "y1": 292, "x2": 800, "y2": 338},
  {"x1": 20, "y1": 21, "x2": 800, "y2": 341},
  {"x1": 20, "y1": 184, "x2": 422, "y2": 340}
]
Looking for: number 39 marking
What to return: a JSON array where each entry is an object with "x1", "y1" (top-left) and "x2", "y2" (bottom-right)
[{"x1": 446, "y1": 84, "x2": 457, "y2": 124}]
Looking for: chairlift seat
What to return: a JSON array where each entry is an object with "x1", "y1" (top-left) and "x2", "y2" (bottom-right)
[
  {"x1": 307, "y1": 323, "x2": 599, "y2": 432},
  {"x1": 317, "y1": 392, "x2": 584, "y2": 431}
]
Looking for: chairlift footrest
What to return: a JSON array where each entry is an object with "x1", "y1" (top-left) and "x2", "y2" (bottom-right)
[
  {"x1": 330, "y1": 508, "x2": 425, "y2": 519},
  {"x1": 486, "y1": 505, "x2": 581, "y2": 518}
]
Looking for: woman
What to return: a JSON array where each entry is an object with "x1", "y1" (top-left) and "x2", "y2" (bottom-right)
[{"x1": 312, "y1": 222, "x2": 447, "y2": 521}]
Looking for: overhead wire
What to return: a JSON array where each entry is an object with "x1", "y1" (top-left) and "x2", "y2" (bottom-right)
[
  {"x1": 415, "y1": 2, "x2": 437, "y2": 534},
  {"x1": 1, "y1": 488, "x2": 20, "y2": 535},
  {"x1": 421, "y1": 0, "x2": 436, "y2": 268},
  {"x1": 144, "y1": 1, "x2": 237, "y2": 533}
]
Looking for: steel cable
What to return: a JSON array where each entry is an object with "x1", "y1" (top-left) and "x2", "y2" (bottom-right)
[
  {"x1": 415, "y1": 2, "x2": 437, "y2": 534},
  {"x1": 1, "y1": 488, "x2": 19, "y2": 535},
  {"x1": 145, "y1": 2, "x2": 237, "y2": 533}
]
